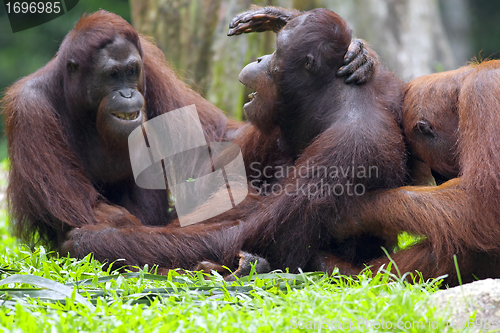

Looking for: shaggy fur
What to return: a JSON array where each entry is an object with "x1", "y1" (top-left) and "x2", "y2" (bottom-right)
[{"x1": 340, "y1": 60, "x2": 500, "y2": 286}]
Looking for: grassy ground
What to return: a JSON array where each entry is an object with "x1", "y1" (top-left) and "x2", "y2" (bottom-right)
[{"x1": 0, "y1": 160, "x2": 471, "y2": 333}]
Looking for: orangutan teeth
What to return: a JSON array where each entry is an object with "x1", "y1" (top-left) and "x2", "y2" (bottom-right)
[
  {"x1": 112, "y1": 111, "x2": 140, "y2": 120},
  {"x1": 248, "y1": 92, "x2": 257, "y2": 100}
]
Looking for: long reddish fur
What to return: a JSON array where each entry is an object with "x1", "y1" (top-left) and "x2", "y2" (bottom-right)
[
  {"x1": 2, "y1": 11, "x2": 283, "y2": 270},
  {"x1": 341, "y1": 60, "x2": 500, "y2": 285}
]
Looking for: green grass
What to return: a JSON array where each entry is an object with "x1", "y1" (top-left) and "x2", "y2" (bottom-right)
[{"x1": 0, "y1": 161, "x2": 468, "y2": 332}]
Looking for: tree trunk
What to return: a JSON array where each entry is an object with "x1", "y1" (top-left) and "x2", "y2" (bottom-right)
[
  {"x1": 439, "y1": 0, "x2": 472, "y2": 66},
  {"x1": 322, "y1": 0, "x2": 456, "y2": 80},
  {"x1": 131, "y1": 0, "x2": 292, "y2": 119},
  {"x1": 130, "y1": 0, "x2": 457, "y2": 117}
]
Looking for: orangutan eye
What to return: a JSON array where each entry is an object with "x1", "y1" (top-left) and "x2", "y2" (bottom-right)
[{"x1": 127, "y1": 67, "x2": 136, "y2": 76}]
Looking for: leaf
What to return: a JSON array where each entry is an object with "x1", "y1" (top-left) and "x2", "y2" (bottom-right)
[
  {"x1": 0, "y1": 274, "x2": 95, "y2": 310},
  {"x1": 66, "y1": 272, "x2": 187, "y2": 287}
]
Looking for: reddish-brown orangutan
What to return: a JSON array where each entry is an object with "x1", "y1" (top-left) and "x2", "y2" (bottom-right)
[
  {"x1": 329, "y1": 61, "x2": 500, "y2": 286},
  {"x1": 2, "y1": 11, "x2": 249, "y2": 270},
  {"x1": 228, "y1": 7, "x2": 500, "y2": 286},
  {"x1": 2, "y1": 10, "x2": 372, "y2": 272},
  {"x1": 199, "y1": 7, "x2": 407, "y2": 275}
]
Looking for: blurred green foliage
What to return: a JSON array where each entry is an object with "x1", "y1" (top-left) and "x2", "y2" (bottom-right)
[{"x1": 470, "y1": 0, "x2": 500, "y2": 60}]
